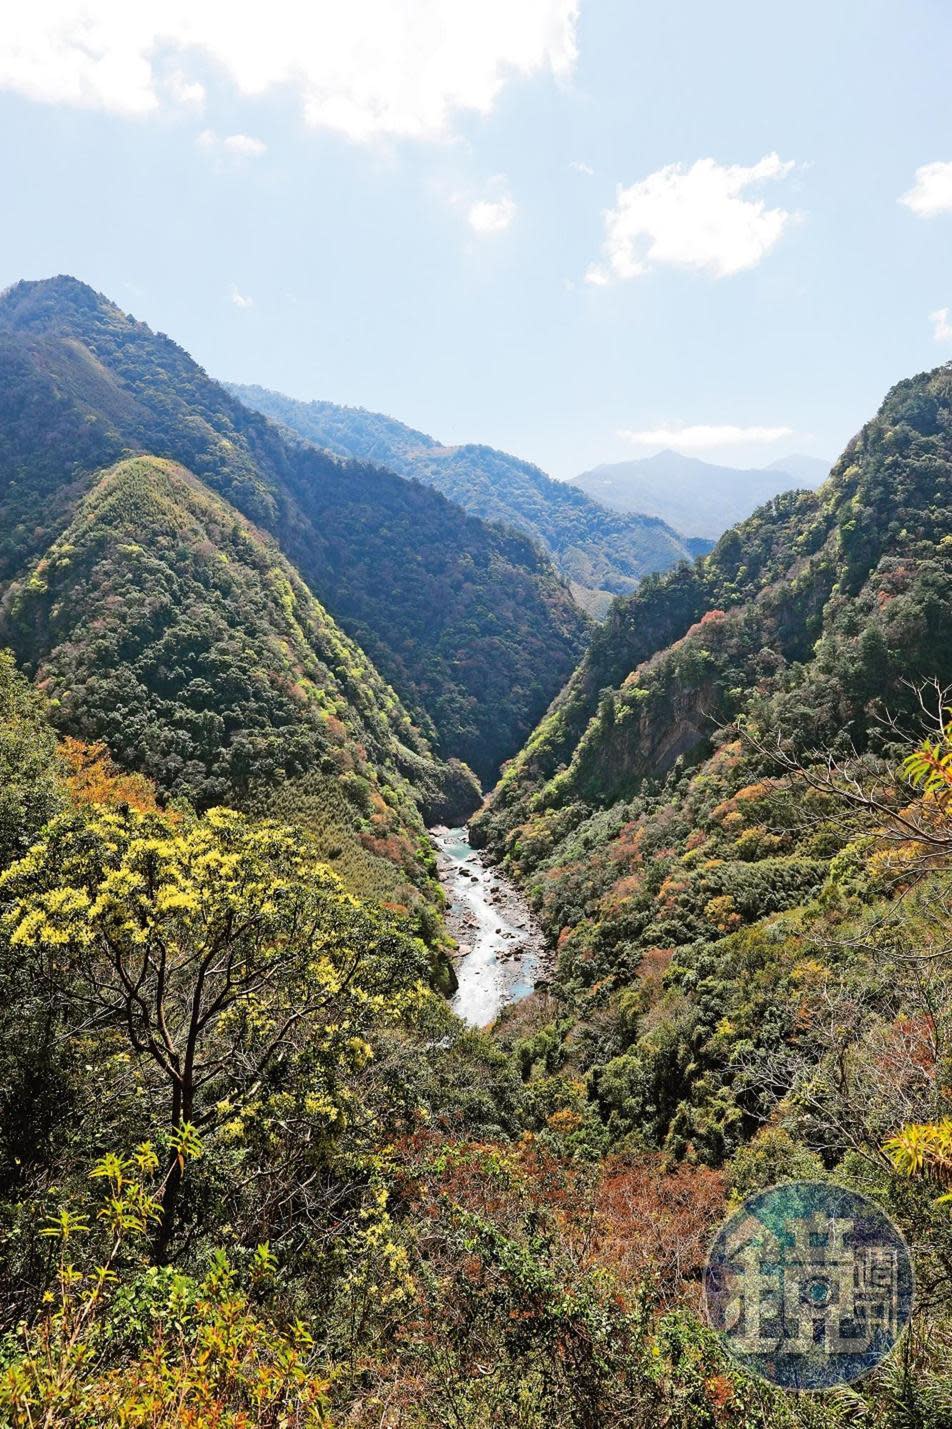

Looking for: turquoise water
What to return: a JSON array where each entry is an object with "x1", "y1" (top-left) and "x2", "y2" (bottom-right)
[{"x1": 431, "y1": 825, "x2": 543, "y2": 1027}]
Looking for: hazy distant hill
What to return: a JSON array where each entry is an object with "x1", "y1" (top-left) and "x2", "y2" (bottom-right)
[
  {"x1": 569, "y1": 449, "x2": 829, "y2": 540},
  {"x1": 229, "y1": 385, "x2": 705, "y2": 607},
  {"x1": 765, "y1": 452, "x2": 832, "y2": 486}
]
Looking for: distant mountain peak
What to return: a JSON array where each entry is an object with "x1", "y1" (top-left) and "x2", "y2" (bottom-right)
[
  {"x1": 0, "y1": 273, "x2": 123, "y2": 325},
  {"x1": 765, "y1": 452, "x2": 832, "y2": 484},
  {"x1": 570, "y1": 448, "x2": 829, "y2": 540}
]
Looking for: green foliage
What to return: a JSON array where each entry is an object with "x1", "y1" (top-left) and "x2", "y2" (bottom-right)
[
  {"x1": 230, "y1": 382, "x2": 703, "y2": 605},
  {"x1": 2, "y1": 453, "x2": 477, "y2": 915},
  {"x1": 0, "y1": 277, "x2": 589, "y2": 782},
  {"x1": 885, "y1": 1121, "x2": 952, "y2": 1200},
  {"x1": 0, "y1": 650, "x2": 65, "y2": 870},
  {"x1": 0, "y1": 1144, "x2": 331, "y2": 1426},
  {"x1": 474, "y1": 360, "x2": 952, "y2": 851},
  {"x1": 902, "y1": 712, "x2": 952, "y2": 802},
  {"x1": 0, "y1": 800, "x2": 435, "y2": 1257},
  {"x1": 6, "y1": 294, "x2": 952, "y2": 1423},
  {"x1": 468, "y1": 359, "x2": 952, "y2": 1172},
  {"x1": 727, "y1": 1127, "x2": 826, "y2": 1200}
]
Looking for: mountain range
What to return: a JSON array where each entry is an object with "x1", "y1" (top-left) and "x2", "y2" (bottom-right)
[
  {"x1": 4, "y1": 274, "x2": 952, "y2": 1419},
  {"x1": 570, "y1": 449, "x2": 830, "y2": 539},
  {"x1": 0, "y1": 276, "x2": 588, "y2": 787},
  {"x1": 229, "y1": 384, "x2": 708, "y2": 614},
  {"x1": 473, "y1": 357, "x2": 952, "y2": 1161}
]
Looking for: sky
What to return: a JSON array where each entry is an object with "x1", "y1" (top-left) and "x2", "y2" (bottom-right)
[{"x1": 0, "y1": 0, "x2": 950, "y2": 479}]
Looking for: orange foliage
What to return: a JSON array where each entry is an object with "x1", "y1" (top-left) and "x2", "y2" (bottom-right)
[
  {"x1": 601, "y1": 871, "x2": 643, "y2": 911},
  {"x1": 709, "y1": 779, "x2": 780, "y2": 826},
  {"x1": 396, "y1": 1134, "x2": 725, "y2": 1315},
  {"x1": 60, "y1": 738, "x2": 160, "y2": 814},
  {"x1": 592, "y1": 1157, "x2": 726, "y2": 1308},
  {"x1": 324, "y1": 714, "x2": 347, "y2": 744},
  {"x1": 876, "y1": 1014, "x2": 938, "y2": 1078},
  {"x1": 360, "y1": 831, "x2": 413, "y2": 867},
  {"x1": 636, "y1": 946, "x2": 675, "y2": 1002}
]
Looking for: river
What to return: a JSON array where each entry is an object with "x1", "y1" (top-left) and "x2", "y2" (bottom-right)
[{"x1": 430, "y1": 825, "x2": 547, "y2": 1027}]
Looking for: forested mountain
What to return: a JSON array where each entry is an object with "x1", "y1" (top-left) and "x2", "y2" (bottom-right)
[
  {"x1": 1, "y1": 650, "x2": 880, "y2": 1426},
  {"x1": 0, "y1": 454, "x2": 477, "y2": 924},
  {"x1": 4, "y1": 299, "x2": 952, "y2": 1420},
  {"x1": 0, "y1": 276, "x2": 588, "y2": 782},
  {"x1": 570, "y1": 448, "x2": 828, "y2": 539},
  {"x1": 473, "y1": 359, "x2": 952, "y2": 1177},
  {"x1": 230, "y1": 383, "x2": 704, "y2": 611}
]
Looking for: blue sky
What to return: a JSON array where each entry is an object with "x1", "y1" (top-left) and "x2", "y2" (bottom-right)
[{"x1": 1, "y1": 0, "x2": 950, "y2": 478}]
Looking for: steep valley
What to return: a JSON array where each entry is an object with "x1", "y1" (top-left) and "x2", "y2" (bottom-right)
[{"x1": 3, "y1": 279, "x2": 952, "y2": 1425}]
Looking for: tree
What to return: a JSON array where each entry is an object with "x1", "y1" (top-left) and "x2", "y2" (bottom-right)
[
  {"x1": 0, "y1": 649, "x2": 65, "y2": 872},
  {"x1": 0, "y1": 805, "x2": 428, "y2": 1260},
  {"x1": 0, "y1": 1144, "x2": 331, "y2": 1427}
]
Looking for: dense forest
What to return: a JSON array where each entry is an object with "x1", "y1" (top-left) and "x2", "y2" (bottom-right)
[
  {"x1": 1, "y1": 272, "x2": 952, "y2": 1424},
  {"x1": 0, "y1": 453, "x2": 478, "y2": 937},
  {"x1": 230, "y1": 384, "x2": 705, "y2": 615},
  {"x1": 0, "y1": 277, "x2": 588, "y2": 783}
]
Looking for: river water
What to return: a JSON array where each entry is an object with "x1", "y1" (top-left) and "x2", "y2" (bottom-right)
[{"x1": 430, "y1": 825, "x2": 546, "y2": 1027}]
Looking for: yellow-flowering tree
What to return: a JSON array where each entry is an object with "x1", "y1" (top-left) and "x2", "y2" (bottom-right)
[{"x1": 0, "y1": 805, "x2": 428, "y2": 1260}]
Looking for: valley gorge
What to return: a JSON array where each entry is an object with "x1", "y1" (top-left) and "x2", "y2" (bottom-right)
[{"x1": 2, "y1": 274, "x2": 952, "y2": 1427}]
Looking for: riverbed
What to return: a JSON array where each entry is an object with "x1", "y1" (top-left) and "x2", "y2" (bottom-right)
[{"x1": 430, "y1": 825, "x2": 547, "y2": 1027}]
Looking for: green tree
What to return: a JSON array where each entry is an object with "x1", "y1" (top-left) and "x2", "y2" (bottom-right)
[{"x1": 0, "y1": 649, "x2": 65, "y2": 872}]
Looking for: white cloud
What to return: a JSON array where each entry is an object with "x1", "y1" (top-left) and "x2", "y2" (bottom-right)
[
  {"x1": 166, "y1": 68, "x2": 205, "y2": 110},
  {"x1": 229, "y1": 285, "x2": 253, "y2": 309},
  {"x1": 222, "y1": 132, "x2": 266, "y2": 157},
  {"x1": 198, "y1": 128, "x2": 266, "y2": 158},
  {"x1": 900, "y1": 162, "x2": 952, "y2": 217},
  {"x1": 0, "y1": 2, "x2": 579, "y2": 142},
  {"x1": 570, "y1": 159, "x2": 594, "y2": 175},
  {"x1": 468, "y1": 194, "x2": 516, "y2": 234},
  {"x1": 931, "y1": 307, "x2": 952, "y2": 342},
  {"x1": 586, "y1": 153, "x2": 798, "y2": 284},
  {"x1": 619, "y1": 423, "x2": 794, "y2": 451}
]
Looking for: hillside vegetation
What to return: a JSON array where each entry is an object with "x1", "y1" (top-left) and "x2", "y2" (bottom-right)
[
  {"x1": 6, "y1": 645, "x2": 952, "y2": 1424},
  {"x1": 230, "y1": 383, "x2": 704, "y2": 608},
  {"x1": 3, "y1": 566, "x2": 952, "y2": 1422},
  {"x1": 477, "y1": 364, "x2": 952, "y2": 844},
  {"x1": 0, "y1": 454, "x2": 479, "y2": 933},
  {"x1": 0, "y1": 277, "x2": 588, "y2": 782},
  {"x1": 471, "y1": 359, "x2": 952, "y2": 1181},
  {"x1": 3, "y1": 273, "x2": 952, "y2": 1421}
]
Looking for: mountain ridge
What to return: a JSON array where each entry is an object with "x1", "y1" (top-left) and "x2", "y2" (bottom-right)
[
  {"x1": 0, "y1": 275, "x2": 588, "y2": 783},
  {"x1": 570, "y1": 447, "x2": 828, "y2": 540},
  {"x1": 468, "y1": 355, "x2": 952, "y2": 1172},
  {"x1": 0, "y1": 452, "x2": 479, "y2": 922},
  {"x1": 228, "y1": 382, "x2": 706, "y2": 607}
]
